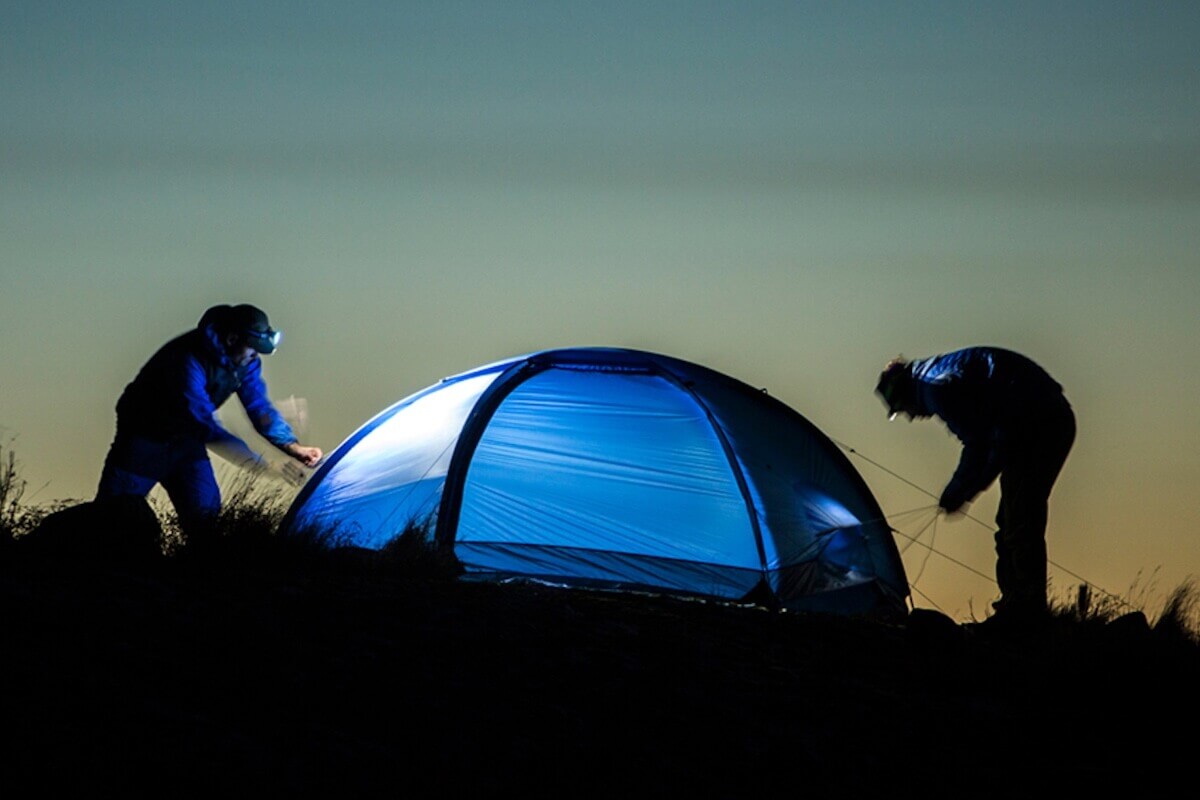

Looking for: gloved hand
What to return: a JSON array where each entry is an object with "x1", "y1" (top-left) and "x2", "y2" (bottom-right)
[{"x1": 938, "y1": 483, "x2": 970, "y2": 515}]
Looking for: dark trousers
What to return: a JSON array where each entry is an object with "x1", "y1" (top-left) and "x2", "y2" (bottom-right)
[
  {"x1": 993, "y1": 398, "x2": 1077, "y2": 614},
  {"x1": 96, "y1": 432, "x2": 221, "y2": 541}
]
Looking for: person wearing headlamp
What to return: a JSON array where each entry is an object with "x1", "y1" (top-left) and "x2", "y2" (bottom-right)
[
  {"x1": 874, "y1": 346, "x2": 1075, "y2": 628},
  {"x1": 96, "y1": 303, "x2": 323, "y2": 547}
]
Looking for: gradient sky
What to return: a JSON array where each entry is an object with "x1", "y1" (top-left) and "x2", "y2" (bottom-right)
[{"x1": 4, "y1": 1, "x2": 1198, "y2": 621}]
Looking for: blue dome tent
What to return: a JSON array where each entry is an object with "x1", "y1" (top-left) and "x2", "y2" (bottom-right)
[{"x1": 281, "y1": 348, "x2": 909, "y2": 618}]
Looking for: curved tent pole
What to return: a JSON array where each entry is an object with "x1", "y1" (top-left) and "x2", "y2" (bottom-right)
[
  {"x1": 649, "y1": 368, "x2": 775, "y2": 606},
  {"x1": 433, "y1": 359, "x2": 547, "y2": 552},
  {"x1": 649, "y1": 353, "x2": 908, "y2": 609},
  {"x1": 751, "y1": 387, "x2": 908, "y2": 595}
]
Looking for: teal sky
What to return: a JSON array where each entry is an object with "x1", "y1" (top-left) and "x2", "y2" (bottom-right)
[{"x1": 4, "y1": 1, "x2": 1199, "y2": 619}]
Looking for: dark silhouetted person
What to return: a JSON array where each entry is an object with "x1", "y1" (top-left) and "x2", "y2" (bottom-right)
[
  {"x1": 875, "y1": 346, "x2": 1075, "y2": 624},
  {"x1": 96, "y1": 304, "x2": 323, "y2": 546}
]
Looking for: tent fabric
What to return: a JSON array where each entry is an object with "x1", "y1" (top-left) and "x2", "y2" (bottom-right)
[{"x1": 281, "y1": 348, "x2": 909, "y2": 617}]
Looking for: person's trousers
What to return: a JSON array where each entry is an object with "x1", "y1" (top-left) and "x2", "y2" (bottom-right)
[
  {"x1": 96, "y1": 432, "x2": 220, "y2": 541},
  {"x1": 993, "y1": 397, "x2": 1077, "y2": 614}
]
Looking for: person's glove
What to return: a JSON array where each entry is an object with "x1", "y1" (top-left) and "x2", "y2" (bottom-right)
[{"x1": 938, "y1": 483, "x2": 970, "y2": 514}]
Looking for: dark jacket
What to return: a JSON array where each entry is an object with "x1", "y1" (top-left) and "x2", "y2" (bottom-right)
[
  {"x1": 906, "y1": 347, "x2": 1069, "y2": 503},
  {"x1": 113, "y1": 323, "x2": 297, "y2": 452}
]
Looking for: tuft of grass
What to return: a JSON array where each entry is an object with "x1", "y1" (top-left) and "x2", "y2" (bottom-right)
[
  {"x1": 377, "y1": 514, "x2": 463, "y2": 580},
  {"x1": 0, "y1": 439, "x2": 61, "y2": 543},
  {"x1": 1152, "y1": 577, "x2": 1200, "y2": 647},
  {"x1": 1049, "y1": 583, "x2": 1129, "y2": 626},
  {"x1": 147, "y1": 466, "x2": 307, "y2": 561},
  {"x1": 1047, "y1": 568, "x2": 1200, "y2": 645},
  {"x1": 1, "y1": 444, "x2": 29, "y2": 541},
  {"x1": 214, "y1": 470, "x2": 292, "y2": 537}
]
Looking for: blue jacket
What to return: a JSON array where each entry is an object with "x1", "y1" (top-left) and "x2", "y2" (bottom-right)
[
  {"x1": 906, "y1": 347, "x2": 1067, "y2": 503},
  {"x1": 113, "y1": 323, "x2": 297, "y2": 453}
]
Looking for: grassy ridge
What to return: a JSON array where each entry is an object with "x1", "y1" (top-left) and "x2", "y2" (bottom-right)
[{"x1": 2, "y1": 444, "x2": 1198, "y2": 795}]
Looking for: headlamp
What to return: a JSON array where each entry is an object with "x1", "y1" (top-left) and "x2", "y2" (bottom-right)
[{"x1": 245, "y1": 328, "x2": 282, "y2": 355}]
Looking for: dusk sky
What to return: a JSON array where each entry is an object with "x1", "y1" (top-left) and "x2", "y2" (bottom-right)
[{"x1": 4, "y1": 1, "x2": 1198, "y2": 620}]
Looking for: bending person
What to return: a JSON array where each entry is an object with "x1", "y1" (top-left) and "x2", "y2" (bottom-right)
[
  {"x1": 96, "y1": 303, "x2": 322, "y2": 546},
  {"x1": 875, "y1": 346, "x2": 1075, "y2": 625}
]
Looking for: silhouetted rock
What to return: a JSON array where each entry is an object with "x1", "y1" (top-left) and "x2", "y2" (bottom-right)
[
  {"x1": 905, "y1": 606, "x2": 966, "y2": 648},
  {"x1": 1107, "y1": 609, "x2": 1150, "y2": 633},
  {"x1": 15, "y1": 496, "x2": 163, "y2": 562}
]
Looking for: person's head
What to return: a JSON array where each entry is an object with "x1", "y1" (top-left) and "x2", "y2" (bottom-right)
[
  {"x1": 200, "y1": 303, "x2": 282, "y2": 364},
  {"x1": 875, "y1": 356, "x2": 917, "y2": 421}
]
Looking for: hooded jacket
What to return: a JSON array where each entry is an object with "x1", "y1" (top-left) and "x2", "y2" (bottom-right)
[{"x1": 113, "y1": 321, "x2": 297, "y2": 453}]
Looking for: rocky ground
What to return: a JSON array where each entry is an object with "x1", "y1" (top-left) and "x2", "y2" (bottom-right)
[{"x1": 2, "y1": 511, "x2": 1197, "y2": 798}]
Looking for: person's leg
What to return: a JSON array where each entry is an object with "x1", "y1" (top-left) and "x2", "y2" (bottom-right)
[
  {"x1": 96, "y1": 435, "x2": 165, "y2": 500},
  {"x1": 160, "y1": 447, "x2": 221, "y2": 547},
  {"x1": 994, "y1": 472, "x2": 1050, "y2": 615},
  {"x1": 993, "y1": 404, "x2": 1076, "y2": 617},
  {"x1": 991, "y1": 509, "x2": 1016, "y2": 614}
]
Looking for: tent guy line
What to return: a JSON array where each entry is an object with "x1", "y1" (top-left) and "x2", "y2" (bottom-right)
[
  {"x1": 832, "y1": 439, "x2": 941, "y2": 501},
  {"x1": 882, "y1": 491, "x2": 1135, "y2": 615}
]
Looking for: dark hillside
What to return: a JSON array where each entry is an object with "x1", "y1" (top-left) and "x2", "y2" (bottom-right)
[{"x1": 2, "y1": 519, "x2": 1197, "y2": 798}]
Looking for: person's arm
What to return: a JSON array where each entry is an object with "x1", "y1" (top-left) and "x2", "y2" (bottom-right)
[
  {"x1": 940, "y1": 431, "x2": 1002, "y2": 513},
  {"x1": 179, "y1": 355, "x2": 266, "y2": 467},
  {"x1": 929, "y1": 356, "x2": 1002, "y2": 513},
  {"x1": 238, "y1": 360, "x2": 323, "y2": 467},
  {"x1": 180, "y1": 355, "x2": 244, "y2": 445}
]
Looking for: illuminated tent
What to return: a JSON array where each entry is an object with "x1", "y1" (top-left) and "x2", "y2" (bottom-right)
[{"x1": 281, "y1": 348, "x2": 909, "y2": 617}]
